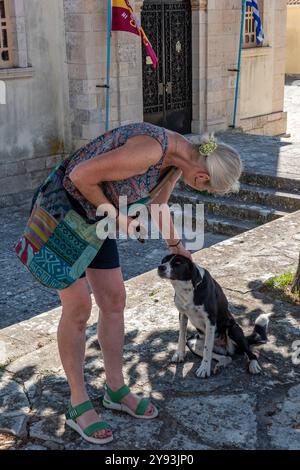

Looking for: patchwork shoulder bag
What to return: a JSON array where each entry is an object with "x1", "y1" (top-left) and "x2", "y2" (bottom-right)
[{"x1": 15, "y1": 158, "x2": 178, "y2": 290}]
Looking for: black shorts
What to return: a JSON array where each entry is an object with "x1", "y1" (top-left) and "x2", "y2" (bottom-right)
[
  {"x1": 66, "y1": 193, "x2": 120, "y2": 277},
  {"x1": 80, "y1": 237, "x2": 120, "y2": 278}
]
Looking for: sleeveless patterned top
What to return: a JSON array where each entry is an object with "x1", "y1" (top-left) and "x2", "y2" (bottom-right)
[{"x1": 63, "y1": 122, "x2": 169, "y2": 222}]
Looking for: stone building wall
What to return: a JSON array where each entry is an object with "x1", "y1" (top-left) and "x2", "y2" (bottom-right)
[
  {"x1": 0, "y1": 0, "x2": 72, "y2": 208},
  {"x1": 239, "y1": 0, "x2": 287, "y2": 135},
  {"x1": 64, "y1": 0, "x2": 287, "y2": 145},
  {"x1": 0, "y1": 0, "x2": 288, "y2": 208},
  {"x1": 192, "y1": 0, "x2": 287, "y2": 136}
]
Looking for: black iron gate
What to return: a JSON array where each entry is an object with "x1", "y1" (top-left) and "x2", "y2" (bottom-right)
[{"x1": 141, "y1": 0, "x2": 192, "y2": 134}]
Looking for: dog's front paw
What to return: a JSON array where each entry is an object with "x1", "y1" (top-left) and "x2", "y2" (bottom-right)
[
  {"x1": 171, "y1": 351, "x2": 186, "y2": 363},
  {"x1": 195, "y1": 360, "x2": 211, "y2": 378},
  {"x1": 248, "y1": 359, "x2": 262, "y2": 374}
]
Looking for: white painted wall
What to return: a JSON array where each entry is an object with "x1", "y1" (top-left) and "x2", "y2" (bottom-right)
[{"x1": 240, "y1": 48, "x2": 273, "y2": 119}]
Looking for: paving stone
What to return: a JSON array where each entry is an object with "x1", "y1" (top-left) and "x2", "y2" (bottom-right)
[
  {"x1": 22, "y1": 443, "x2": 47, "y2": 450},
  {"x1": 0, "y1": 308, "x2": 60, "y2": 365},
  {"x1": 268, "y1": 383, "x2": 300, "y2": 450},
  {"x1": 24, "y1": 376, "x2": 39, "y2": 401},
  {"x1": 29, "y1": 375, "x2": 69, "y2": 418},
  {"x1": 160, "y1": 433, "x2": 211, "y2": 450},
  {"x1": 42, "y1": 440, "x2": 65, "y2": 450},
  {"x1": 29, "y1": 415, "x2": 67, "y2": 445},
  {"x1": 0, "y1": 371, "x2": 30, "y2": 437},
  {"x1": 165, "y1": 394, "x2": 257, "y2": 449},
  {"x1": 287, "y1": 384, "x2": 300, "y2": 399},
  {"x1": 0, "y1": 340, "x2": 7, "y2": 366},
  {"x1": 0, "y1": 414, "x2": 28, "y2": 438},
  {"x1": 6, "y1": 343, "x2": 64, "y2": 380}
]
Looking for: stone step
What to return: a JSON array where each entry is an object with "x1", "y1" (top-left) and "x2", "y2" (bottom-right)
[
  {"x1": 241, "y1": 172, "x2": 300, "y2": 193},
  {"x1": 171, "y1": 189, "x2": 290, "y2": 225},
  {"x1": 172, "y1": 207, "x2": 257, "y2": 237},
  {"x1": 204, "y1": 215, "x2": 257, "y2": 237},
  {"x1": 233, "y1": 183, "x2": 300, "y2": 211}
]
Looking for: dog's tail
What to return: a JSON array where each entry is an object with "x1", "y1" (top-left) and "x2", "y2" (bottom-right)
[{"x1": 247, "y1": 313, "x2": 273, "y2": 345}]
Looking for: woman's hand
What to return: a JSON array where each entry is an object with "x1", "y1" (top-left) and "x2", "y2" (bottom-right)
[{"x1": 168, "y1": 241, "x2": 193, "y2": 261}]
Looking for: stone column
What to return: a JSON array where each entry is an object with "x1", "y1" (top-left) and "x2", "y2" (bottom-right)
[
  {"x1": 191, "y1": 0, "x2": 207, "y2": 134},
  {"x1": 63, "y1": 0, "x2": 108, "y2": 149},
  {"x1": 113, "y1": 0, "x2": 144, "y2": 125},
  {"x1": 63, "y1": 0, "x2": 144, "y2": 150},
  {"x1": 192, "y1": 0, "x2": 244, "y2": 134},
  {"x1": 272, "y1": 0, "x2": 287, "y2": 115}
]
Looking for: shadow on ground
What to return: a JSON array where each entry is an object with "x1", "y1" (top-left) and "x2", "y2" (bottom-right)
[{"x1": 1, "y1": 276, "x2": 299, "y2": 450}]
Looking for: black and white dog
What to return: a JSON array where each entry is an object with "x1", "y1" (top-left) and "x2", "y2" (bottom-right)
[{"x1": 158, "y1": 255, "x2": 271, "y2": 378}]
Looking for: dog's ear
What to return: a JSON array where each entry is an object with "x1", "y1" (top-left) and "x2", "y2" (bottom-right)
[
  {"x1": 161, "y1": 254, "x2": 173, "y2": 264},
  {"x1": 191, "y1": 264, "x2": 203, "y2": 289}
]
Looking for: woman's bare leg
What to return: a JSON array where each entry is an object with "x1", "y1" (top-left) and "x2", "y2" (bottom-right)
[
  {"x1": 87, "y1": 268, "x2": 155, "y2": 416},
  {"x1": 57, "y1": 278, "x2": 112, "y2": 439}
]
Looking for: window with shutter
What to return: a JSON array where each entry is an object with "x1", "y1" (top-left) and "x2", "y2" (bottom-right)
[
  {"x1": 243, "y1": 1, "x2": 264, "y2": 48},
  {"x1": 0, "y1": 0, "x2": 12, "y2": 68}
]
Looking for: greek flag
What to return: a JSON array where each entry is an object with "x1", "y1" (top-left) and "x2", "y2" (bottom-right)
[{"x1": 246, "y1": 0, "x2": 264, "y2": 44}]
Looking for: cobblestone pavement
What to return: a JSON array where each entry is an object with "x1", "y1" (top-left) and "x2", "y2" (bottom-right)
[{"x1": 217, "y1": 130, "x2": 300, "y2": 181}]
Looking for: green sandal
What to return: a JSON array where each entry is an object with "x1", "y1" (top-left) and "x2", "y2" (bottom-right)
[
  {"x1": 102, "y1": 384, "x2": 159, "y2": 419},
  {"x1": 65, "y1": 400, "x2": 113, "y2": 445}
]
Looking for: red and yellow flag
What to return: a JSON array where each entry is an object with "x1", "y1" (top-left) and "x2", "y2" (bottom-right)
[{"x1": 112, "y1": 0, "x2": 158, "y2": 69}]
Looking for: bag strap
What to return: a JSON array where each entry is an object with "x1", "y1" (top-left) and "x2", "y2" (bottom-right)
[
  {"x1": 122, "y1": 166, "x2": 180, "y2": 215},
  {"x1": 39, "y1": 156, "x2": 72, "y2": 194},
  {"x1": 30, "y1": 156, "x2": 74, "y2": 213},
  {"x1": 148, "y1": 166, "x2": 180, "y2": 202}
]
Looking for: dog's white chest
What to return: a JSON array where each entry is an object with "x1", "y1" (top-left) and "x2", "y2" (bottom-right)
[
  {"x1": 172, "y1": 280, "x2": 208, "y2": 333},
  {"x1": 172, "y1": 281, "x2": 194, "y2": 310}
]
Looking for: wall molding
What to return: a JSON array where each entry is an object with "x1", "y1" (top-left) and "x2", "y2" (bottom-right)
[{"x1": 0, "y1": 67, "x2": 34, "y2": 80}]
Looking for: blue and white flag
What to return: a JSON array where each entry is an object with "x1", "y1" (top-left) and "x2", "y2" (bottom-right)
[{"x1": 246, "y1": 0, "x2": 264, "y2": 44}]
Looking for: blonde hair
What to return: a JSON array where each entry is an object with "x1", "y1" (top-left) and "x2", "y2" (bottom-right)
[{"x1": 195, "y1": 134, "x2": 242, "y2": 194}]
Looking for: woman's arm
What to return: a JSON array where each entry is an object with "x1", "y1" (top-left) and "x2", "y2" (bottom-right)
[
  {"x1": 148, "y1": 170, "x2": 192, "y2": 260},
  {"x1": 149, "y1": 169, "x2": 181, "y2": 242}
]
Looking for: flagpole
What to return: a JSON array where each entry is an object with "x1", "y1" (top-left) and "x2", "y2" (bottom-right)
[
  {"x1": 232, "y1": 0, "x2": 246, "y2": 129},
  {"x1": 105, "y1": 0, "x2": 112, "y2": 132}
]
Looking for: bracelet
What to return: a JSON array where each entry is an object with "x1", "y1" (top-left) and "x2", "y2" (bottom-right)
[{"x1": 168, "y1": 240, "x2": 182, "y2": 248}]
